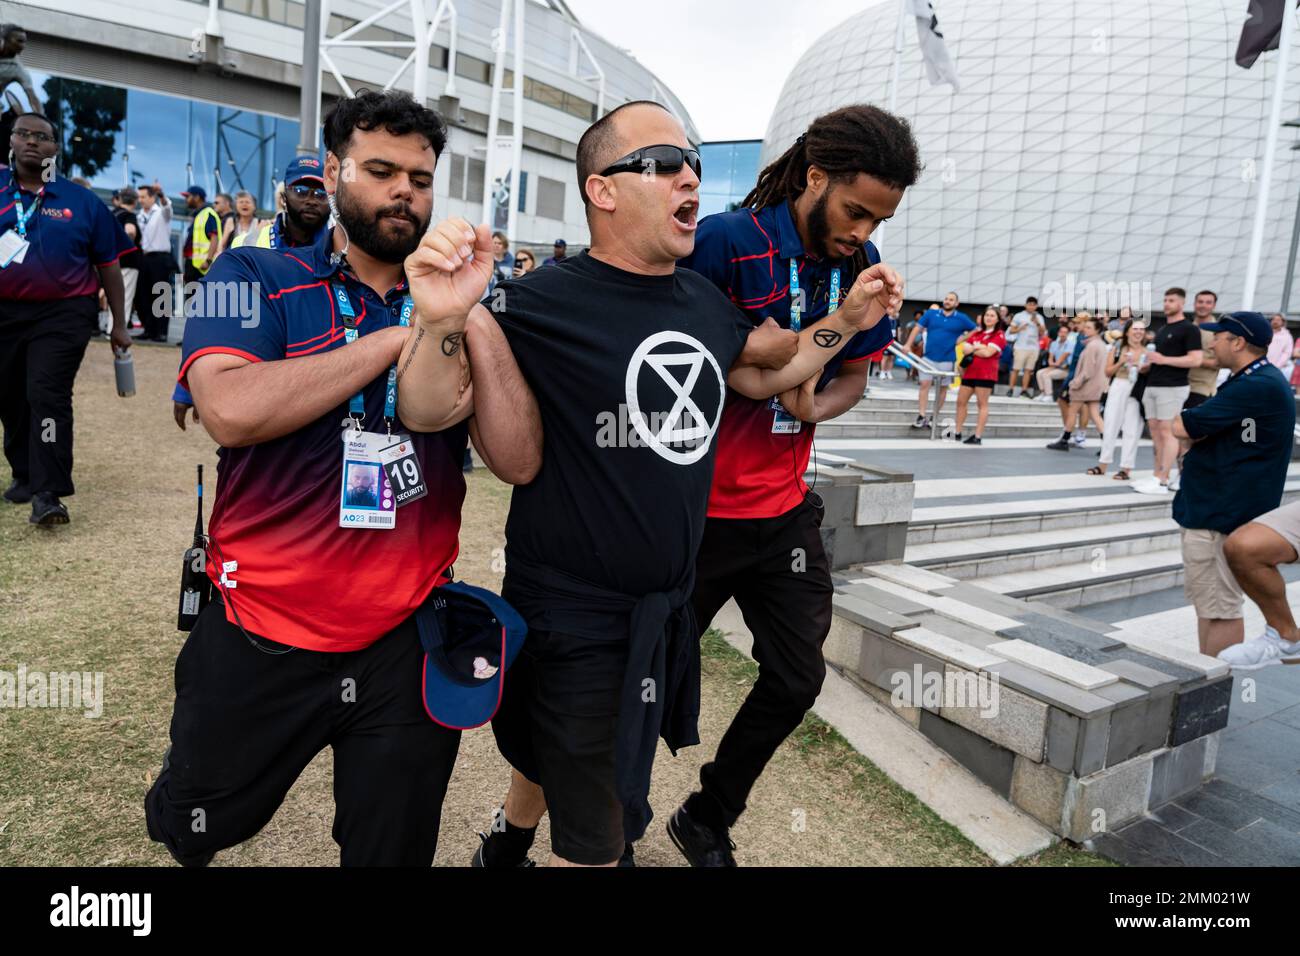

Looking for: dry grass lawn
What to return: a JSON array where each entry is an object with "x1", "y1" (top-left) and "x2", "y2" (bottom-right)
[{"x1": 0, "y1": 341, "x2": 1109, "y2": 867}]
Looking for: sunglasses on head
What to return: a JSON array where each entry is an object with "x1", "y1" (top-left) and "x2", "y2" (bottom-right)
[
  {"x1": 290, "y1": 183, "x2": 328, "y2": 199},
  {"x1": 599, "y1": 144, "x2": 702, "y2": 179}
]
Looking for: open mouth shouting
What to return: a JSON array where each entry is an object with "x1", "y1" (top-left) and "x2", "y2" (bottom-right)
[{"x1": 672, "y1": 198, "x2": 698, "y2": 232}]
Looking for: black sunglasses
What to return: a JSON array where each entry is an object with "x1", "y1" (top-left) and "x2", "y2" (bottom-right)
[
  {"x1": 290, "y1": 184, "x2": 328, "y2": 199},
  {"x1": 599, "y1": 144, "x2": 702, "y2": 179}
]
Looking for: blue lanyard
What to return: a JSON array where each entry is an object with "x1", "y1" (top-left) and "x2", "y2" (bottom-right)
[
  {"x1": 12, "y1": 185, "x2": 43, "y2": 240},
  {"x1": 1230, "y1": 357, "x2": 1270, "y2": 384},
  {"x1": 788, "y1": 260, "x2": 840, "y2": 332},
  {"x1": 332, "y1": 281, "x2": 414, "y2": 431}
]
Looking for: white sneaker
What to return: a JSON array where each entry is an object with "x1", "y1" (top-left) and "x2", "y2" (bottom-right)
[
  {"x1": 1072, "y1": 432, "x2": 1087, "y2": 447},
  {"x1": 1131, "y1": 477, "x2": 1169, "y2": 495},
  {"x1": 1168, "y1": 469, "x2": 1181, "y2": 491},
  {"x1": 1217, "y1": 627, "x2": 1300, "y2": 670}
]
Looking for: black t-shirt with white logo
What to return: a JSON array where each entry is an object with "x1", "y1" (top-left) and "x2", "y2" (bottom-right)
[
  {"x1": 494, "y1": 252, "x2": 751, "y2": 595},
  {"x1": 1148, "y1": 318, "x2": 1205, "y2": 387}
]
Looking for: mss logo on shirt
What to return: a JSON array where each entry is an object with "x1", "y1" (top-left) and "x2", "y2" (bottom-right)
[{"x1": 619, "y1": 330, "x2": 726, "y2": 466}]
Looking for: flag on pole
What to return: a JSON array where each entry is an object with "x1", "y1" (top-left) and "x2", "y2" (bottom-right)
[
  {"x1": 906, "y1": 0, "x2": 961, "y2": 92},
  {"x1": 1237, "y1": 0, "x2": 1290, "y2": 68}
]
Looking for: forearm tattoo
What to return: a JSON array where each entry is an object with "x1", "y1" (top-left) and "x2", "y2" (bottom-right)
[
  {"x1": 396, "y1": 327, "x2": 425, "y2": 384},
  {"x1": 813, "y1": 328, "x2": 843, "y2": 349},
  {"x1": 441, "y1": 332, "x2": 464, "y2": 357}
]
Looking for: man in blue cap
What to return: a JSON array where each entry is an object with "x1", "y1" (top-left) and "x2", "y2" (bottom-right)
[
  {"x1": 232, "y1": 156, "x2": 329, "y2": 251},
  {"x1": 180, "y1": 185, "x2": 222, "y2": 287},
  {"x1": 174, "y1": 157, "x2": 330, "y2": 429},
  {"x1": 542, "y1": 238, "x2": 566, "y2": 266},
  {"x1": 1171, "y1": 311, "x2": 1295, "y2": 659}
]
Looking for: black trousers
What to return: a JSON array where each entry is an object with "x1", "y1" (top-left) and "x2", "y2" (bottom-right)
[
  {"x1": 144, "y1": 600, "x2": 462, "y2": 866},
  {"x1": 0, "y1": 296, "x2": 97, "y2": 497},
  {"x1": 139, "y1": 252, "x2": 176, "y2": 339},
  {"x1": 689, "y1": 497, "x2": 832, "y2": 828}
]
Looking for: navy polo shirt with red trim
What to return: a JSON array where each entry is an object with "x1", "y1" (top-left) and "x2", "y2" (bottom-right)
[
  {"x1": 679, "y1": 200, "x2": 889, "y2": 519},
  {"x1": 178, "y1": 226, "x2": 469, "y2": 652},
  {"x1": 0, "y1": 169, "x2": 134, "y2": 301}
]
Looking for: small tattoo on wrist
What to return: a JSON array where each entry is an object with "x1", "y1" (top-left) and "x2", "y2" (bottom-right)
[
  {"x1": 813, "y1": 329, "x2": 843, "y2": 348},
  {"x1": 441, "y1": 332, "x2": 464, "y2": 357}
]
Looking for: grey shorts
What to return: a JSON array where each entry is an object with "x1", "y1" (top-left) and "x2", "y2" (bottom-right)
[
  {"x1": 919, "y1": 360, "x2": 955, "y2": 385},
  {"x1": 1142, "y1": 385, "x2": 1190, "y2": 421}
]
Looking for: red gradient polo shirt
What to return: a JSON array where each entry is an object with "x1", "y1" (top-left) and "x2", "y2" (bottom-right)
[
  {"x1": 178, "y1": 226, "x2": 468, "y2": 651},
  {"x1": 679, "y1": 200, "x2": 889, "y2": 519}
]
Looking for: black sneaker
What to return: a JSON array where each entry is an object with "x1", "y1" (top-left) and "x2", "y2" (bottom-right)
[
  {"x1": 911, "y1": 415, "x2": 926, "y2": 429},
  {"x1": 29, "y1": 493, "x2": 69, "y2": 526},
  {"x1": 667, "y1": 804, "x2": 737, "y2": 867},
  {"x1": 3, "y1": 479, "x2": 31, "y2": 504},
  {"x1": 470, "y1": 830, "x2": 536, "y2": 868},
  {"x1": 963, "y1": 434, "x2": 983, "y2": 445},
  {"x1": 1045, "y1": 438, "x2": 1071, "y2": 451},
  {"x1": 618, "y1": 842, "x2": 636, "y2": 868}
]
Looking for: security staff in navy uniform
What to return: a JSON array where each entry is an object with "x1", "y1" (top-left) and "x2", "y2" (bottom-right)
[{"x1": 0, "y1": 112, "x2": 133, "y2": 525}]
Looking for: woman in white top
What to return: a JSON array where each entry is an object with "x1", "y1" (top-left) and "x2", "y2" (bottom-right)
[
  {"x1": 1092, "y1": 318, "x2": 1149, "y2": 481},
  {"x1": 216, "y1": 191, "x2": 264, "y2": 258}
]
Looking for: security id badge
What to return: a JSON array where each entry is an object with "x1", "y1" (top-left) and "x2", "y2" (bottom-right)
[
  {"x1": 0, "y1": 230, "x2": 29, "y2": 268},
  {"x1": 379, "y1": 435, "x2": 428, "y2": 508},
  {"x1": 339, "y1": 429, "x2": 398, "y2": 530},
  {"x1": 769, "y1": 397, "x2": 802, "y2": 434}
]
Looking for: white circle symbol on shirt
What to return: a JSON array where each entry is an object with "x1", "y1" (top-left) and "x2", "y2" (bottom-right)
[{"x1": 624, "y1": 330, "x2": 725, "y2": 465}]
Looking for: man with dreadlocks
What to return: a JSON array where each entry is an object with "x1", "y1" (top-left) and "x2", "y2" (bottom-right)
[{"x1": 665, "y1": 104, "x2": 923, "y2": 866}]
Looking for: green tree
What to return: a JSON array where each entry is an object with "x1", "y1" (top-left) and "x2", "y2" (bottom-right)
[{"x1": 41, "y1": 76, "x2": 125, "y2": 179}]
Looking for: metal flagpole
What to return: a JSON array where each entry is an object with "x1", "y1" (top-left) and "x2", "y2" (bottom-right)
[
  {"x1": 298, "y1": 0, "x2": 322, "y2": 155},
  {"x1": 887, "y1": 0, "x2": 907, "y2": 114},
  {"x1": 1243, "y1": 0, "x2": 1297, "y2": 310},
  {"x1": 878, "y1": 0, "x2": 908, "y2": 252}
]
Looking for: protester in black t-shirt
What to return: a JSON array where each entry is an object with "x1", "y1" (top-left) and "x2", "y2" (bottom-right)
[{"x1": 469, "y1": 100, "x2": 903, "y2": 868}]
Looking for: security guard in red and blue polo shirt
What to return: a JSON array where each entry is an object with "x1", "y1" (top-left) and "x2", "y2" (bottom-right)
[
  {"x1": 668, "y1": 105, "x2": 924, "y2": 865},
  {"x1": 145, "y1": 89, "x2": 541, "y2": 867},
  {"x1": 0, "y1": 111, "x2": 134, "y2": 526}
]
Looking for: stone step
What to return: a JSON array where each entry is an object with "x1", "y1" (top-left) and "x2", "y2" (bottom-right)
[
  {"x1": 819, "y1": 422, "x2": 1090, "y2": 440},
  {"x1": 971, "y1": 547, "x2": 1187, "y2": 609},
  {"x1": 842, "y1": 403, "x2": 1072, "y2": 420},
  {"x1": 906, "y1": 517, "x2": 1180, "y2": 579},
  {"x1": 909, "y1": 483, "x2": 1300, "y2": 547},
  {"x1": 909, "y1": 492, "x2": 1179, "y2": 545}
]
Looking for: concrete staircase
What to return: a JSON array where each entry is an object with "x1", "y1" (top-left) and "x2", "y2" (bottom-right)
[
  {"x1": 905, "y1": 477, "x2": 1300, "y2": 609},
  {"x1": 818, "y1": 385, "x2": 1081, "y2": 440}
]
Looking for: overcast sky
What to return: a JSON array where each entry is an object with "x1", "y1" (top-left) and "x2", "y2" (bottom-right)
[{"x1": 564, "y1": 0, "x2": 878, "y2": 141}]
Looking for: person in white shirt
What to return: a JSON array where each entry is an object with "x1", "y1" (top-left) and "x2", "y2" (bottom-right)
[
  {"x1": 1006, "y1": 296, "x2": 1046, "y2": 397},
  {"x1": 136, "y1": 182, "x2": 176, "y2": 342}
]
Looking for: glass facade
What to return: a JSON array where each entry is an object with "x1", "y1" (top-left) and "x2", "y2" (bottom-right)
[
  {"x1": 698, "y1": 140, "x2": 761, "y2": 218},
  {"x1": 28, "y1": 72, "x2": 308, "y2": 215}
]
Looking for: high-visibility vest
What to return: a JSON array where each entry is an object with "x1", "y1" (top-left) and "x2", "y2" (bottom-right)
[
  {"x1": 231, "y1": 220, "x2": 273, "y2": 250},
  {"x1": 189, "y1": 206, "x2": 223, "y2": 271}
]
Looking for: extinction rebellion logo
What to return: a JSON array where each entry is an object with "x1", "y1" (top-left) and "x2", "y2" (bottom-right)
[{"x1": 595, "y1": 331, "x2": 725, "y2": 465}]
